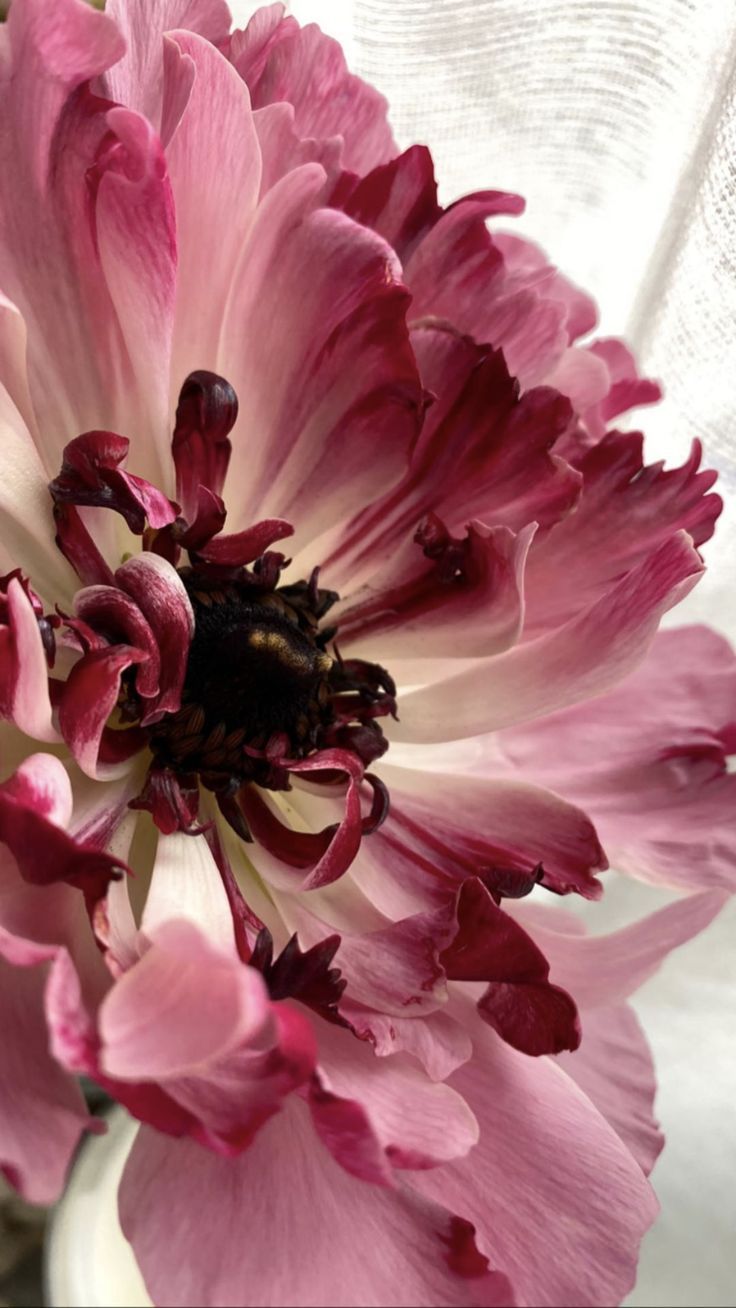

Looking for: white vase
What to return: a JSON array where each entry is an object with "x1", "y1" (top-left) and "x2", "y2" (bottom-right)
[{"x1": 46, "y1": 1108, "x2": 151, "y2": 1308}]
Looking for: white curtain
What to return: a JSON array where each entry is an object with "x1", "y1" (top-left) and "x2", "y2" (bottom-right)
[{"x1": 246, "y1": 6, "x2": 736, "y2": 1307}]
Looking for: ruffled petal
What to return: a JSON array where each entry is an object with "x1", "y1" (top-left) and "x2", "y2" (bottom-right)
[
  {"x1": 0, "y1": 575, "x2": 58, "y2": 741},
  {"x1": 523, "y1": 434, "x2": 721, "y2": 635},
  {"x1": 394, "y1": 532, "x2": 703, "y2": 742},
  {"x1": 230, "y1": 8, "x2": 396, "y2": 175},
  {"x1": 120, "y1": 1102, "x2": 515, "y2": 1308},
  {"x1": 219, "y1": 182, "x2": 423, "y2": 550},
  {"x1": 499, "y1": 625, "x2": 736, "y2": 890},
  {"x1": 0, "y1": 753, "x2": 124, "y2": 900},
  {"x1": 514, "y1": 889, "x2": 726, "y2": 1010},
  {"x1": 410, "y1": 1004, "x2": 658, "y2": 1308},
  {"x1": 311, "y1": 1017, "x2": 479, "y2": 1172},
  {"x1": 0, "y1": 1, "x2": 176, "y2": 482},
  {"x1": 357, "y1": 762, "x2": 606, "y2": 914},
  {"x1": 337, "y1": 519, "x2": 535, "y2": 662},
  {"x1": 102, "y1": 0, "x2": 232, "y2": 130},
  {"x1": 0, "y1": 931, "x2": 99, "y2": 1204}
]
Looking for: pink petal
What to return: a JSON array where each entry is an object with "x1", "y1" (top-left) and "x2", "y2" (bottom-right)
[
  {"x1": 523, "y1": 434, "x2": 721, "y2": 635},
  {"x1": 219, "y1": 185, "x2": 423, "y2": 551},
  {"x1": 394, "y1": 532, "x2": 703, "y2": 742},
  {"x1": 102, "y1": 0, "x2": 232, "y2": 131},
  {"x1": 360, "y1": 763, "x2": 606, "y2": 912},
  {"x1": 500, "y1": 624, "x2": 736, "y2": 890},
  {"x1": 328, "y1": 328, "x2": 578, "y2": 591},
  {"x1": 0, "y1": 7, "x2": 176, "y2": 482},
  {"x1": 231, "y1": 12, "x2": 397, "y2": 175},
  {"x1": 584, "y1": 338, "x2": 662, "y2": 435},
  {"x1": 0, "y1": 934, "x2": 98, "y2": 1204},
  {"x1": 557, "y1": 1003, "x2": 664, "y2": 1177},
  {"x1": 312, "y1": 1016, "x2": 479, "y2": 1173},
  {"x1": 343, "y1": 1006, "x2": 473, "y2": 1082},
  {"x1": 164, "y1": 30, "x2": 262, "y2": 384},
  {"x1": 99, "y1": 920, "x2": 271, "y2": 1080},
  {"x1": 515, "y1": 889, "x2": 726, "y2": 1010},
  {"x1": 410, "y1": 1003, "x2": 658, "y2": 1308},
  {"x1": 494, "y1": 230, "x2": 598, "y2": 344},
  {"x1": 120, "y1": 1102, "x2": 514, "y2": 1307},
  {"x1": 337, "y1": 519, "x2": 535, "y2": 662},
  {"x1": 195, "y1": 517, "x2": 294, "y2": 566}
]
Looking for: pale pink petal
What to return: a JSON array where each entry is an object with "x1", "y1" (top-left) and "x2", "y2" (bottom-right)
[
  {"x1": 557, "y1": 1003, "x2": 664, "y2": 1177},
  {"x1": 102, "y1": 0, "x2": 231, "y2": 130},
  {"x1": 583, "y1": 337, "x2": 662, "y2": 436},
  {"x1": 99, "y1": 920, "x2": 270, "y2": 1079},
  {"x1": 220, "y1": 183, "x2": 422, "y2": 550},
  {"x1": 313, "y1": 1017, "x2": 479, "y2": 1171},
  {"x1": 0, "y1": 391, "x2": 74, "y2": 603},
  {"x1": 0, "y1": 936, "x2": 98, "y2": 1203},
  {"x1": 164, "y1": 30, "x2": 262, "y2": 386},
  {"x1": 515, "y1": 889, "x2": 726, "y2": 1010},
  {"x1": 343, "y1": 1006, "x2": 473, "y2": 1082},
  {"x1": 500, "y1": 625, "x2": 736, "y2": 890},
  {"x1": 254, "y1": 101, "x2": 343, "y2": 195},
  {"x1": 410, "y1": 1004, "x2": 658, "y2": 1308},
  {"x1": 0, "y1": 4, "x2": 176, "y2": 483},
  {"x1": 0, "y1": 576, "x2": 59, "y2": 741},
  {"x1": 494, "y1": 230, "x2": 598, "y2": 343},
  {"x1": 394, "y1": 532, "x2": 703, "y2": 742},
  {"x1": 120, "y1": 1103, "x2": 515, "y2": 1308},
  {"x1": 231, "y1": 10, "x2": 396, "y2": 174},
  {"x1": 141, "y1": 830, "x2": 237, "y2": 953}
]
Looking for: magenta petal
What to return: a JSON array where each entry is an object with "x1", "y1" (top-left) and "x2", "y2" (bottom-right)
[
  {"x1": 58, "y1": 644, "x2": 146, "y2": 777},
  {"x1": 195, "y1": 517, "x2": 295, "y2": 567},
  {"x1": 114, "y1": 553, "x2": 194, "y2": 722},
  {"x1": 120, "y1": 1103, "x2": 514, "y2": 1308},
  {"x1": 50, "y1": 431, "x2": 178, "y2": 535},
  {"x1": 0, "y1": 754, "x2": 124, "y2": 898},
  {"x1": 171, "y1": 371, "x2": 238, "y2": 519}
]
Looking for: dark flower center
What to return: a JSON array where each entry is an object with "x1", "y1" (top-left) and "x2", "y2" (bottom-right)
[{"x1": 148, "y1": 571, "x2": 337, "y2": 789}]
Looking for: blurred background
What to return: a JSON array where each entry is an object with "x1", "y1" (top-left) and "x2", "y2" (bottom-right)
[{"x1": 1, "y1": 2, "x2": 734, "y2": 1306}]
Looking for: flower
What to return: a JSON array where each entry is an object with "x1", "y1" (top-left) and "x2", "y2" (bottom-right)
[{"x1": 0, "y1": 2, "x2": 733, "y2": 1306}]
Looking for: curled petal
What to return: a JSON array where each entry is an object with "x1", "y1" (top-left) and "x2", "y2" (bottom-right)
[
  {"x1": 171, "y1": 370, "x2": 238, "y2": 521},
  {"x1": 0, "y1": 575, "x2": 59, "y2": 742},
  {"x1": 193, "y1": 517, "x2": 295, "y2": 567},
  {"x1": 58, "y1": 645, "x2": 146, "y2": 778},
  {"x1": 0, "y1": 754, "x2": 124, "y2": 900},
  {"x1": 50, "y1": 432, "x2": 178, "y2": 536},
  {"x1": 115, "y1": 552, "x2": 194, "y2": 722}
]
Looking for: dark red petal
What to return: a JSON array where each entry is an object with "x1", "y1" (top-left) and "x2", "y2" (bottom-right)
[
  {"x1": 0, "y1": 776, "x2": 124, "y2": 902},
  {"x1": 171, "y1": 370, "x2": 238, "y2": 521},
  {"x1": 193, "y1": 517, "x2": 294, "y2": 567},
  {"x1": 50, "y1": 431, "x2": 178, "y2": 536},
  {"x1": 441, "y1": 878, "x2": 581, "y2": 1056}
]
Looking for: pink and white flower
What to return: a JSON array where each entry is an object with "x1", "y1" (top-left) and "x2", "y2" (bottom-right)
[{"x1": 0, "y1": 2, "x2": 733, "y2": 1305}]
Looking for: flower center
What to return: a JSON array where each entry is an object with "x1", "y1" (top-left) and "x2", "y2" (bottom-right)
[{"x1": 148, "y1": 572, "x2": 336, "y2": 789}]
